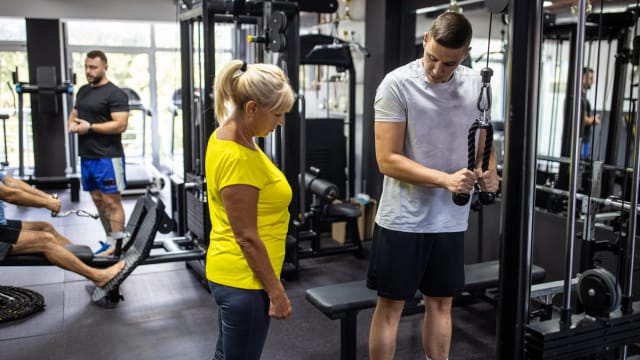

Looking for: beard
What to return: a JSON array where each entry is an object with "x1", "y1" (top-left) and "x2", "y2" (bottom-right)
[{"x1": 88, "y1": 74, "x2": 104, "y2": 85}]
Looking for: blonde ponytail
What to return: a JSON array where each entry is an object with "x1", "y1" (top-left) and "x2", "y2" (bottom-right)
[{"x1": 213, "y1": 60, "x2": 295, "y2": 122}]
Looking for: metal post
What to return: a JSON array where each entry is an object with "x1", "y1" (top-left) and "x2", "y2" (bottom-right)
[
  {"x1": 17, "y1": 91, "x2": 24, "y2": 177},
  {"x1": 621, "y1": 69, "x2": 640, "y2": 313},
  {"x1": 179, "y1": 19, "x2": 194, "y2": 179},
  {"x1": 348, "y1": 64, "x2": 356, "y2": 200},
  {"x1": 560, "y1": 0, "x2": 587, "y2": 327},
  {"x1": 496, "y1": 0, "x2": 542, "y2": 358},
  {"x1": 298, "y1": 94, "x2": 306, "y2": 222}
]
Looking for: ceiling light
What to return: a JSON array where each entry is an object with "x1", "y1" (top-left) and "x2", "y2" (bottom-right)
[{"x1": 447, "y1": 0, "x2": 463, "y2": 13}]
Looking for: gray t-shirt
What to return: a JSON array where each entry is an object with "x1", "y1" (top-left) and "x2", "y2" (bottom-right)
[{"x1": 374, "y1": 59, "x2": 483, "y2": 233}]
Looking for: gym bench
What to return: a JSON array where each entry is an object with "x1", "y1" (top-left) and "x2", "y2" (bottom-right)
[
  {"x1": 305, "y1": 260, "x2": 546, "y2": 360},
  {"x1": 1, "y1": 193, "x2": 206, "y2": 306}
]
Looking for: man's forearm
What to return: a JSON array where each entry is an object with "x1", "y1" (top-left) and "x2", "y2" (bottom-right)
[
  {"x1": 0, "y1": 185, "x2": 53, "y2": 209},
  {"x1": 4, "y1": 176, "x2": 52, "y2": 199},
  {"x1": 68, "y1": 110, "x2": 77, "y2": 129}
]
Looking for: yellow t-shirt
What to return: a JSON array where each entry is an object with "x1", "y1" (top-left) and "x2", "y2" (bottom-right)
[{"x1": 205, "y1": 129, "x2": 292, "y2": 290}]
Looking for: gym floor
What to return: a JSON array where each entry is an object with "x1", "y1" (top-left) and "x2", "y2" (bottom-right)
[{"x1": 0, "y1": 188, "x2": 498, "y2": 360}]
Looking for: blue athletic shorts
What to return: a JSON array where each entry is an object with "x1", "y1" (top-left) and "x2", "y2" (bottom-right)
[
  {"x1": 80, "y1": 157, "x2": 127, "y2": 193},
  {"x1": 581, "y1": 141, "x2": 591, "y2": 159},
  {"x1": 367, "y1": 225, "x2": 465, "y2": 300}
]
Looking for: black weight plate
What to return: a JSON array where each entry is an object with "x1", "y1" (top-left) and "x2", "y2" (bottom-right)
[
  {"x1": 578, "y1": 269, "x2": 618, "y2": 317},
  {"x1": 596, "y1": 267, "x2": 621, "y2": 313}
]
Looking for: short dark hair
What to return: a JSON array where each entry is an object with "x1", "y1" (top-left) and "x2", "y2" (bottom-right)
[
  {"x1": 583, "y1": 67, "x2": 594, "y2": 75},
  {"x1": 86, "y1": 50, "x2": 108, "y2": 64},
  {"x1": 429, "y1": 12, "x2": 473, "y2": 49}
]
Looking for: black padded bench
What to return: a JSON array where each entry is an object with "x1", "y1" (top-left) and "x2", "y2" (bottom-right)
[{"x1": 305, "y1": 260, "x2": 546, "y2": 360}]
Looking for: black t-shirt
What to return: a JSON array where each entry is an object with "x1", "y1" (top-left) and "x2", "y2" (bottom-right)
[
  {"x1": 74, "y1": 82, "x2": 129, "y2": 158},
  {"x1": 581, "y1": 92, "x2": 593, "y2": 141}
]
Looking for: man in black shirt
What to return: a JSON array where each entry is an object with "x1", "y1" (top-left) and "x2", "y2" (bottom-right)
[
  {"x1": 68, "y1": 50, "x2": 129, "y2": 252},
  {"x1": 581, "y1": 67, "x2": 600, "y2": 159}
]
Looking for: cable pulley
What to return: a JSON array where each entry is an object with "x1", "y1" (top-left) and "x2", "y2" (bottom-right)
[{"x1": 452, "y1": 67, "x2": 496, "y2": 206}]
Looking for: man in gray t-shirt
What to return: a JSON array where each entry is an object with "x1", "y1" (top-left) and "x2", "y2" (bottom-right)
[{"x1": 367, "y1": 12, "x2": 500, "y2": 360}]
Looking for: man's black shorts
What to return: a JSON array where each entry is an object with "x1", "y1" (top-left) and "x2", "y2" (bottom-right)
[
  {"x1": 366, "y1": 225, "x2": 465, "y2": 300},
  {"x1": 0, "y1": 220, "x2": 22, "y2": 261}
]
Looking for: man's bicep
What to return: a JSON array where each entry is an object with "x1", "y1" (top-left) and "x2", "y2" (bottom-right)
[
  {"x1": 375, "y1": 121, "x2": 405, "y2": 152},
  {"x1": 375, "y1": 121, "x2": 406, "y2": 163},
  {"x1": 111, "y1": 111, "x2": 129, "y2": 130}
]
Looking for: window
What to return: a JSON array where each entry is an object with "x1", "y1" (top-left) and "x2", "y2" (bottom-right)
[
  {"x1": 0, "y1": 17, "x2": 26, "y2": 42},
  {"x1": 155, "y1": 50, "x2": 181, "y2": 171},
  {"x1": 0, "y1": 50, "x2": 30, "y2": 169},
  {"x1": 67, "y1": 20, "x2": 151, "y2": 47},
  {"x1": 0, "y1": 17, "x2": 30, "y2": 171},
  {"x1": 154, "y1": 23, "x2": 180, "y2": 49}
]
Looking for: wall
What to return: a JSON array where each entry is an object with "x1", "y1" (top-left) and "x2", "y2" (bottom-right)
[
  {"x1": 300, "y1": 0, "x2": 368, "y2": 196},
  {"x1": 0, "y1": 0, "x2": 178, "y2": 22}
]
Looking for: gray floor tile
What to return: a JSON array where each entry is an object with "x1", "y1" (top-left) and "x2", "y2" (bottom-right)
[
  {"x1": 0, "y1": 283, "x2": 64, "y2": 340},
  {"x1": 0, "y1": 333, "x2": 65, "y2": 360},
  {"x1": 0, "y1": 267, "x2": 65, "y2": 287}
]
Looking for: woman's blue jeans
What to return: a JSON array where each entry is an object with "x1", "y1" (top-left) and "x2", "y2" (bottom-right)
[{"x1": 209, "y1": 281, "x2": 271, "y2": 360}]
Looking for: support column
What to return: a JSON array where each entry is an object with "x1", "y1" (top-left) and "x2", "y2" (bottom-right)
[
  {"x1": 26, "y1": 18, "x2": 68, "y2": 178},
  {"x1": 496, "y1": 1, "x2": 543, "y2": 359}
]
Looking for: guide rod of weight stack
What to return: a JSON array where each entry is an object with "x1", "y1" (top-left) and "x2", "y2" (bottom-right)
[
  {"x1": 560, "y1": 0, "x2": 588, "y2": 327},
  {"x1": 621, "y1": 70, "x2": 640, "y2": 313}
]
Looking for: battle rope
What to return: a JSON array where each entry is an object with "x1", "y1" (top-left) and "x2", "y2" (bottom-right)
[{"x1": 0, "y1": 286, "x2": 45, "y2": 323}]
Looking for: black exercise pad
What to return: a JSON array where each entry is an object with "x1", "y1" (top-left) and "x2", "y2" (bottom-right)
[
  {"x1": 91, "y1": 198, "x2": 162, "y2": 303},
  {"x1": 2, "y1": 245, "x2": 120, "y2": 268},
  {"x1": 0, "y1": 286, "x2": 45, "y2": 323},
  {"x1": 120, "y1": 195, "x2": 147, "y2": 253},
  {"x1": 307, "y1": 260, "x2": 546, "y2": 317}
]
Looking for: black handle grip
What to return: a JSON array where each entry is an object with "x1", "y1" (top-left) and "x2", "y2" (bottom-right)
[
  {"x1": 51, "y1": 193, "x2": 59, "y2": 217},
  {"x1": 452, "y1": 192, "x2": 471, "y2": 206},
  {"x1": 478, "y1": 191, "x2": 496, "y2": 205}
]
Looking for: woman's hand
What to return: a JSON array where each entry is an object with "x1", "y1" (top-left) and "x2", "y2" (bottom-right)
[{"x1": 268, "y1": 291, "x2": 292, "y2": 320}]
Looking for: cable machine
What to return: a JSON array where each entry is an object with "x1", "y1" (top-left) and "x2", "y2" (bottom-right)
[
  {"x1": 12, "y1": 68, "x2": 80, "y2": 202},
  {"x1": 486, "y1": 0, "x2": 640, "y2": 358},
  {"x1": 9, "y1": 19, "x2": 81, "y2": 202},
  {"x1": 176, "y1": 0, "x2": 302, "y2": 284},
  {"x1": 291, "y1": 33, "x2": 370, "y2": 260},
  {"x1": 542, "y1": 9, "x2": 637, "y2": 200}
]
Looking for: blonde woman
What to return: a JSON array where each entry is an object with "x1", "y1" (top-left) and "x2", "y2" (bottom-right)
[{"x1": 205, "y1": 60, "x2": 295, "y2": 360}]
